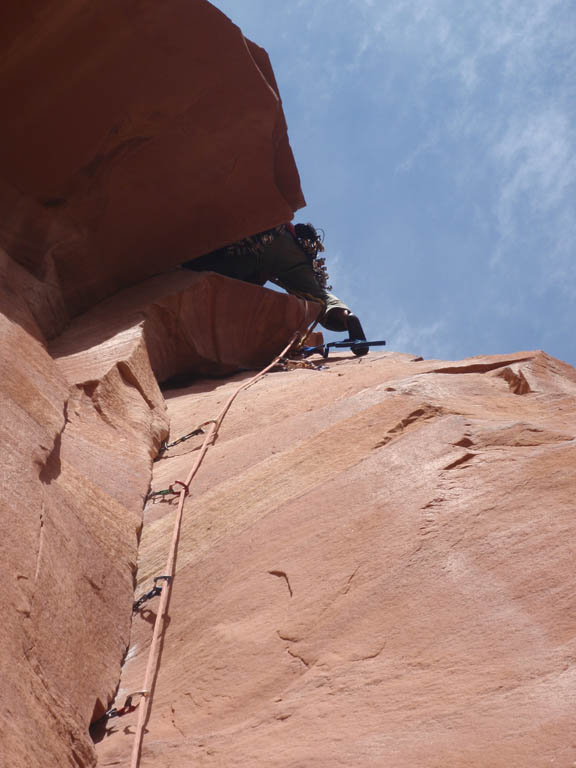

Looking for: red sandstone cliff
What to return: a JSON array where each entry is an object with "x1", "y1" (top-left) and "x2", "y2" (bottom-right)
[
  {"x1": 94, "y1": 348, "x2": 576, "y2": 768},
  {"x1": 2, "y1": 4, "x2": 576, "y2": 768},
  {"x1": 1, "y1": 269, "x2": 319, "y2": 768},
  {"x1": 0, "y1": 0, "x2": 304, "y2": 332}
]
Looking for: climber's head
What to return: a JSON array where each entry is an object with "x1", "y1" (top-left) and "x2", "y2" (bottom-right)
[{"x1": 294, "y1": 222, "x2": 325, "y2": 256}]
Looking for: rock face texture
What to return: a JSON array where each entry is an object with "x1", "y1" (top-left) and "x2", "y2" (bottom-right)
[
  {"x1": 51, "y1": 271, "x2": 321, "y2": 384},
  {"x1": 96, "y1": 349, "x2": 576, "y2": 768},
  {"x1": 0, "y1": 0, "x2": 304, "y2": 328},
  {"x1": 1, "y1": 274, "x2": 319, "y2": 768},
  {"x1": 1, "y1": 305, "x2": 152, "y2": 768}
]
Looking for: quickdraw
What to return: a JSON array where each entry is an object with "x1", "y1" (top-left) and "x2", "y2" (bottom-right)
[
  {"x1": 104, "y1": 691, "x2": 149, "y2": 720},
  {"x1": 155, "y1": 420, "x2": 218, "y2": 460},
  {"x1": 133, "y1": 575, "x2": 172, "y2": 613},
  {"x1": 157, "y1": 427, "x2": 204, "y2": 455},
  {"x1": 146, "y1": 480, "x2": 190, "y2": 501}
]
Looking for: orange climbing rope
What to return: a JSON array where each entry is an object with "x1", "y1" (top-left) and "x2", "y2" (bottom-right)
[{"x1": 128, "y1": 330, "x2": 307, "y2": 768}]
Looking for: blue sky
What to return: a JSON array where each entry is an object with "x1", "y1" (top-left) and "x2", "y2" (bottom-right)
[{"x1": 213, "y1": 0, "x2": 576, "y2": 365}]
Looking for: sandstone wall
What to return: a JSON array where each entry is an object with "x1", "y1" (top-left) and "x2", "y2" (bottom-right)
[
  {"x1": 97, "y1": 349, "x2": 576, "y2": 767},
  {"x1": 1, "y1": 271, "x2": 319, "y2": 768},
  {"x1": 0, "y1": 0, "x2": 304, "y2": 332},
  {"x1": 1, "y1": 306, "x2": 158, "y2": 768}
]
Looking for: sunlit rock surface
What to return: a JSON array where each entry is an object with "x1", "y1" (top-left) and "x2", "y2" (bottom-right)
[
  {"x1": 1, "y1": 308, "x2": 151, "y2": 768},
  {"x1": 97, "y1": 349, "x2": 576, "y2": 768},
  {"x1": 1, "y1": 273, "x2": 321, "y2": 768}
]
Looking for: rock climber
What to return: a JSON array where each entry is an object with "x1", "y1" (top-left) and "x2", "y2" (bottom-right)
[{"x1": 182, "y1": 222, "x2": 369, "y2": 355}]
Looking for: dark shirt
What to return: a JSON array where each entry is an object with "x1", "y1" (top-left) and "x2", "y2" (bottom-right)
[{"x1": 182, "y1": 229, "x2": 350, "y2": 330}]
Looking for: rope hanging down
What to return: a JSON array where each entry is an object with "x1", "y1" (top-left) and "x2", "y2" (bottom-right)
[{"x1": 127, "y1": 330, "x2": 306, "y2": 768}]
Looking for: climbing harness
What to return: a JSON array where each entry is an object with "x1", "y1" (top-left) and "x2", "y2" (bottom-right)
[
  {"x1": 116, "y1": 331, "x2": 306, "y2": 768},
  {"x1": 132, "y1": 575, "x2": 172, "y2": 613}
]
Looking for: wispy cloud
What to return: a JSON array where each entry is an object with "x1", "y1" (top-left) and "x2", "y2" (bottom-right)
[
  {"x1": 492, "y1": 109, "x2": 576, "y2": 266},
  {"x1": 386, "y1": 314, "x2": 448, "y2": 359},
  {"x1": 351, "y1": 0, "x2": 576, "y2": 296}
]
